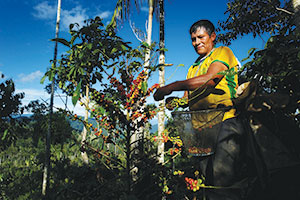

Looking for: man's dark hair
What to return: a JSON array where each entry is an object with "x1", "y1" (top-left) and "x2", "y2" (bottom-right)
[{"x1": 189, "y1": 19, "x2": 215, "y2": 36}]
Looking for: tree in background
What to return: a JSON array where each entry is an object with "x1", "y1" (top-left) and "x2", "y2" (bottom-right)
[
  {"x1": 0, "y1": 99, "x2": 80, "y2": 200},
  {"x1": 0, "y1": 74, "x2": 24, "y2": 151},
  {"x1": 218, "y1": 0, "x2": 300, "y2": 122},
  {"x1": 42, "y1": 0, "x2": 62, "y2": 197},
  {"x1": 0, "y1": 74, "x2": 24, "y2": 120},
  {"x1": 0, "y1": 77, "x2": 78, "y2": 199}
]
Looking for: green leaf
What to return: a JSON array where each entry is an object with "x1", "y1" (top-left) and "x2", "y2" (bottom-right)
[
  {"x1": 141, "y1": 81, "x2": 148, "y2": 94},
  {"x1": 72, "y1": 80, "x2": 82, "y2": 106},
  {"x1": 247, "y1": 47, "x2": 257, "y2": 56},
  {"x1": 49, "y1": 70, "x2": 55, "y2": 82},
  {"x1": 159, "y1": 48, "x2": 168, "y2": 52},
  {"x1": 67, "y1": 67, "x2": 75, "y2": 79},
  {"x1": 70, "y1": 35, "x2": 78, "y2": 45},
  {"x1": 242, "y1": 48, "x2": 257, "y2": 62},
  {"x1": 141, "y1": 42, "x2": 150, "y2": 48},
  {"x1": 1, "y1": 129, "x2": 8, "y2": 140},
  {"x1": 40, "y1": 74, "x2": 47, "y2": 84},
  {"x1": 297, "y1": 51, "x2": 300, "y2": 60},
  {"x1": 87, "y1": 43, "x2": 93, "y2": 50},
  {"x1": 265, "y1": 36, "x2": 275, "y2": 48},
  {"x1": 93, "y1": 49, "x2": 101, "y2": 54},
  {"x1": 99, "y1": 106, "x2": 106, "y2": 115},
  {"x1": 106, "y1": 1, "x2": 120, "y2": 29},
  {"x1": 50, "y1": 38, "x2": 70, "y2": 47},
  {"x1": 59, "y1": 81, "x2": 63, "y2": 89},
  {"x1": 121, "y1": 44, "x2": 127, "y2": 51},
  {"x1": 111, "y1": 47, "x2": 117, "y2": 54},
  {"x1": 79, "y1": 51, "x2": 84, "y2": 59}
]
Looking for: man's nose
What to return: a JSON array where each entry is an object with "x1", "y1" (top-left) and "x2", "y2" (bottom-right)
[{"x1": 195, "y1": 38, "x2": 201, "y2": 46}]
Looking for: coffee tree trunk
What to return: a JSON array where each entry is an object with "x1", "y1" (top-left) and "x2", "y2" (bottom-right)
[
  {"x1": 157, "y1": 0, "x2": 165, "y2": 164},
  {"x1": 129, "y1": 0, "x2": 154, "y2": 183},
  {"x1": 81, "y1": 84, "x2": 90, "y2": 164},
  {"x1": 131, "y1": 0, "x2": 154, "y2": 153}
]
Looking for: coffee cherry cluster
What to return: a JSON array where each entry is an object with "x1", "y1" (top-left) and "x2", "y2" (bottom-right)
[
  {"x1": 184, "y1": 177, "x2": 205, "y2": 192},
  {"x1": 166, "y1": 97, "x2": 188, "y2": 110}
]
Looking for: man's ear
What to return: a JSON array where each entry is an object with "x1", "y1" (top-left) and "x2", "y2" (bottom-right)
[{"x1": 211, "y1": 32, "x2": 216, "y2": 42}]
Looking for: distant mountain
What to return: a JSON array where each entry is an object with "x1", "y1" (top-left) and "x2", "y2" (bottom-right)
[
  {"x1": 67, "y1": 117, "x2": 97, "y2": 132},
  {"x1": 150, "y1": 123, "x2": 158, "y2": 134},
  {"x1": 69, "y1": 118, "x2": 159, "y2": 134},
  {"x1": 17, "y1": 113, "x2": 159, "y2": 134},
  {"x1": 12, "y1": 113, "x2": 32, "y2": 119}
]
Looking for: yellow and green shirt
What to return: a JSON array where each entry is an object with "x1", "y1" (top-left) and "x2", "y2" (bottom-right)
[{"x1": 187, "y1": 46, "x2": 239, "y2": 121}]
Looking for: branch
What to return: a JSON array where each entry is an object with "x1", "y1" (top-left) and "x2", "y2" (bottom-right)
[
  {"x1": 84, "y1": 142, "x2": 126, "y2": 169},
  {"x1": 162, "y1": 152, "x2": 181, "y2": 166},
  {"x1": 129, "y1": 20, "x2": 145, "y2": 42},
  {"x1": 276, "y1": 7, "x2": 294, "y2": 15}
]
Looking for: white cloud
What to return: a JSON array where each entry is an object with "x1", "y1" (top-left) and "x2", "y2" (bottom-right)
[
  {"x1": 61, "y1": 6, "x2": 89, "y2": 30},
  {"x1": 96, "y1": 11, "x2": 112, "y2": 19},
  {"x1": 32, "y1": 1, "x2": 56, "y2": 20},
  {"x1": 33, "y1": 1, "x2": 113, "y2": 31},
  {"x1": 33, "y1": 2, "x2": 88, "y2": 31},
  {"x1": 16, "y1": 88, "x2": 49, "y2": 105},
  {"x1": 18, "y1": 70, "x2": 44, "y2": 83}
]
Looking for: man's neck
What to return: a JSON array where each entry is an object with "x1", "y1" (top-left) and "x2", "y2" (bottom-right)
[{"x1": 198, "y1": 47, "x2": 215, "y2": 60}]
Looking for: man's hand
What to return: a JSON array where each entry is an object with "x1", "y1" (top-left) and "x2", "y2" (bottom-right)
[{"x1": 153, "y1": 85, "x2": 172, "y2": 101}]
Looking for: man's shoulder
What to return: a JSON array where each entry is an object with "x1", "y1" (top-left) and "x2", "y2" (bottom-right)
[
  {"x1": 212, "y1": 46, "x2": 236, "y2": 60},
  {"x1": 211, "y1": 46, "x2": 239, "y2": 69},
  {"x1": 214, "y1": 46, "x2": 234, "y2": 54}
]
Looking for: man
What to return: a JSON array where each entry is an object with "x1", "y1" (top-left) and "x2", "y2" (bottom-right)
[
  {"x1": 154, "y1": 20, "x2": 238, "y2": 118},
  {"x1": 154, "y1": 20, "x2": 245, "y2": 190}
]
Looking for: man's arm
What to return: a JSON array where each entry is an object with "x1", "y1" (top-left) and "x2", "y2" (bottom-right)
[{"x1": 154, "y1": 62, "x2": 227, "y2": 101}]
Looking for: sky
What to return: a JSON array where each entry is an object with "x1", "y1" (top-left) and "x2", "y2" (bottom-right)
[{"x1": 0, "y1": 0, "x2": 268, "y2": 117}]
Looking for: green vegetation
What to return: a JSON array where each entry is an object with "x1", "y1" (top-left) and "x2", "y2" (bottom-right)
[
  {"x1": 1, "y1": 1, "x2": 300, "y2": 199},
  {"x1": 219, "y1": 0, "x2": 300, "y2": 123}
]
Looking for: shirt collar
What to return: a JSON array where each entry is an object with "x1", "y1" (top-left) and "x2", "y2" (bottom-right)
[{"x1": 192, "y1": 47, "x2": 215, "y2": 67}]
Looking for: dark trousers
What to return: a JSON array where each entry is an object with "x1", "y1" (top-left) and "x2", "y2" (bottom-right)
[{"x1": 198, "y1": 117, "x2": 245, "y2": 199}]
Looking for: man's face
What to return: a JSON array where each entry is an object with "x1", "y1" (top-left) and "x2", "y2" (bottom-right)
[{"x1": 191, "y1": 27, "x2": 216, "y2": 57}]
